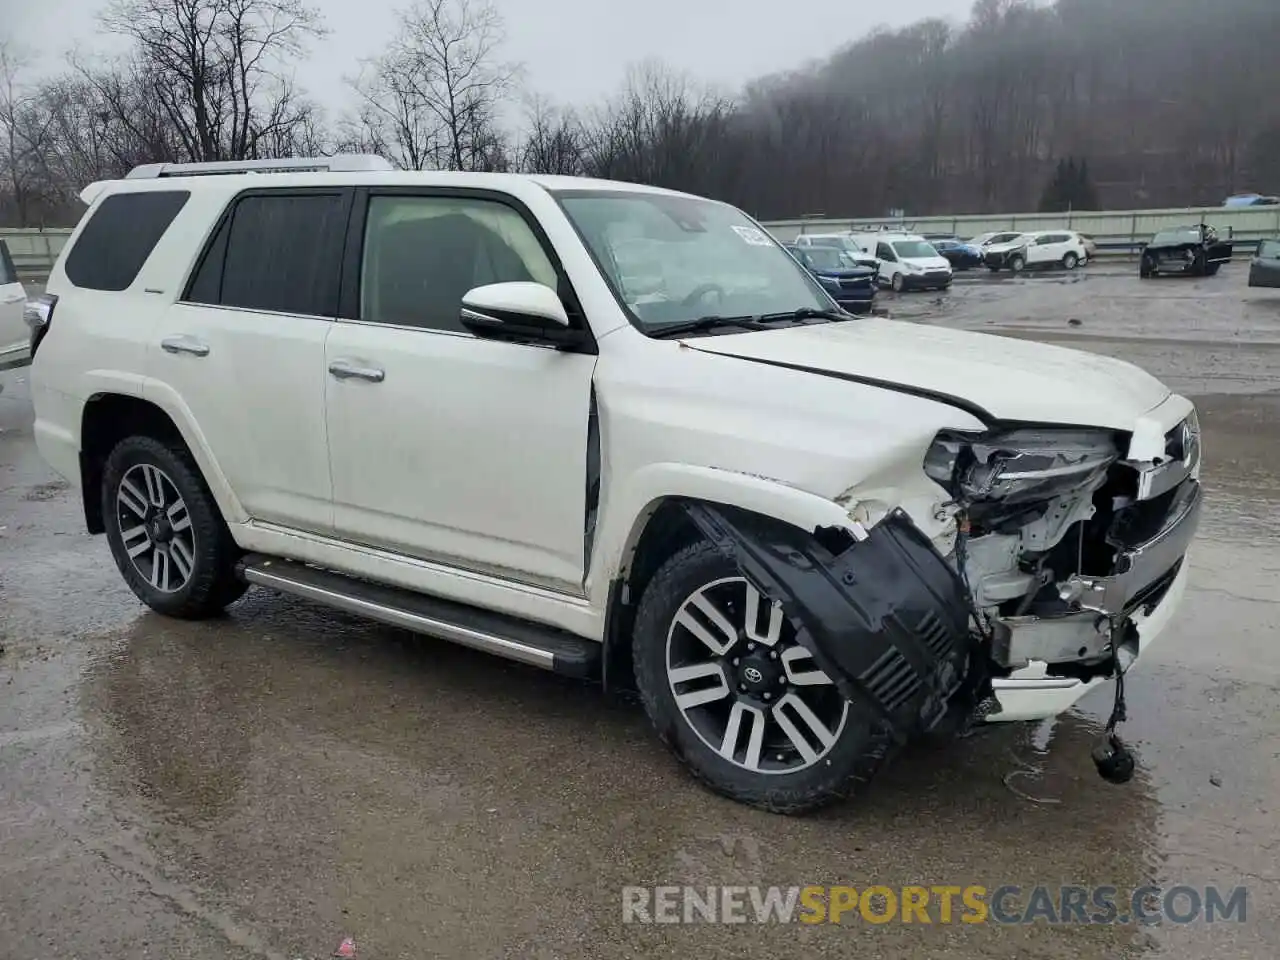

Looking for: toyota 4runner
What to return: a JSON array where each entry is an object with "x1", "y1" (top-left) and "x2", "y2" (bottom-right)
[{"x1": 26, "y1": 156, "x2": 1201, "y2": 812}]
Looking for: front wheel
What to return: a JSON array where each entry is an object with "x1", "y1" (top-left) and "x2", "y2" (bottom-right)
[
  {"x1": 890, "y1": 272, "x2": 905, "y2": 293},
  {"x1": 1140, "y1": 254, "x2": 1156, "y2": 278},
  {"x1": 1009, "y1": 255, "x2": 1026, "y2": 273},
  {"x1": 632, "y1": 541, "x2": 895, "y2": 813},
  {"x1": 102, "y1": 435, "x2": 247, "y2": 619},
  {"x1": 1062, "y1": 252, "x2": 1079, "y2": 270}
]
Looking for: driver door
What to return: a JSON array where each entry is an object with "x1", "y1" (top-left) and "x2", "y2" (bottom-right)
[
  {"x1": 875, "y1": 242, "x2": 898, "y2": 286},
  {"x1": 323, "y1": 189, "x2": 598, "y2": 593}
]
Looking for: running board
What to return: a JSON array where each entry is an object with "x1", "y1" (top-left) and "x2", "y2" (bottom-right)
[{"x1": 237, "y1": 554, "x2": 600, "y2": 679}]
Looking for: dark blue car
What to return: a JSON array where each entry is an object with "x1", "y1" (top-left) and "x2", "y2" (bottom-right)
[{"x1": 784, "y1": 244, "x2": 878, "y2": 312}]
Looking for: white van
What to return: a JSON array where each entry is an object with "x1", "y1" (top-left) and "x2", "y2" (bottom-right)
[{"x1": 850, "y1": 232, "x2": 953, "y2": 292}]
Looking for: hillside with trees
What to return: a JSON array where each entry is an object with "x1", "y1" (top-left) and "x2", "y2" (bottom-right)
[{"x1": 2, "y1": 0, "x2": 1278, "y2": 225}]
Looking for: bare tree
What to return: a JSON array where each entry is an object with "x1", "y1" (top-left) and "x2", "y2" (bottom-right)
[
  {"x1": 516, "y1": 95, "x2": 585, "y2": 175},
  {"x1": 98, "y1": 0, "x2": 326, "y2": 162},
  {"x1": 0, "y1": 42, "x2": 58, "y2": 225}
]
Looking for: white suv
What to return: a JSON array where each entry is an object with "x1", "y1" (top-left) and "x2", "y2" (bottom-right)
[{"x1": 27, "y1": 156, "x2": 1201, "y2": 812}]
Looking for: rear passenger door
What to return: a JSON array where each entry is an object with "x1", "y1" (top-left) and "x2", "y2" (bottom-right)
[
  {"x1": 323, "y1": 188, "x2": 597, "y2": 593},
  {"x1": 157, "y1": 188, "x2": 350, "y2": 534}
]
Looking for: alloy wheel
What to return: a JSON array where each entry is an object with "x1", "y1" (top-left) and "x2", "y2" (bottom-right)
[
  {"x1": 116, "y1": 463, "x2": 197, "y2": 594},
  {"x1": 665, "y1": 577, "x2": 849, "y2": 775}
]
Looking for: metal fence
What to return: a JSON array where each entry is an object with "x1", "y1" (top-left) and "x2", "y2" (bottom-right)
[
  {"x1": 1, "y1": 228, "x2": 71, "y2": 280},
  {"x1": 5, "y1": 203, "x2": 1279, "y2": 280},
  {"x1": 761, "y1": 205, "x2": 1280, "y2": 253}
]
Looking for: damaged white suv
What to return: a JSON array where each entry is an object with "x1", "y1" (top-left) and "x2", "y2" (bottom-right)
[{"x1": 27, "y1": 157, "x2": 1201, "y2": 812}]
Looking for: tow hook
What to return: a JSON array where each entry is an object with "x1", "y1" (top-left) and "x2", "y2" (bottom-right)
[{"x1": 1091, "y1": 631, "x2": 1136, "y2": 784}]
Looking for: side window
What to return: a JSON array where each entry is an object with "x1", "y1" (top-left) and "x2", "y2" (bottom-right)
[
  {"x1": 64, "y1": 190, "x2": 189, "y2": 291},
  {"x1": 876, "y1": 242, "x2": 895, "y2": 261},
  {"x1": 186, "y1": 192, "x2": 346, "y2": 316},
  {"x1": 359, "y1": 195, "x2": 559, "y2": 333},
  {"x1": 1260, "y1": 240, "x2": 1280, "y2": 259}
]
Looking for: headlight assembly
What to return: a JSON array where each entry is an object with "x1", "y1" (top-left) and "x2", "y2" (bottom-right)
[{"x1": 924, "y1": 428, "x2": 1121, "y2": 507}]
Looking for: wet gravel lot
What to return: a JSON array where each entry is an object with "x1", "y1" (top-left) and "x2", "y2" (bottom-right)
[{"x1": 2, "y1": 261, "x2": 1279, "y2": 959}]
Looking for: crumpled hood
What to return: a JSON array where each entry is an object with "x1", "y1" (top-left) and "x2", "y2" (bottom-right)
[
  {"x1": 682, "y1": 319, "x2": 1171, "y2": 430},
  {"x1": 984, "y1": 240, "x2": 1027, "y2": 255}
]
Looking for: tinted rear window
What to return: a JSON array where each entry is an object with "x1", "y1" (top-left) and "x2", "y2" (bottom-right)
[
  {"x1": 186, "y1": 192, "x2": 346, "y2": 316},
  {"x1": 64, "y1": 191, "x2": 189, "y2": 291}
]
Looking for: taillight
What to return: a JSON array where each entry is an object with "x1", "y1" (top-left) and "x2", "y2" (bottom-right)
[{"x1": 24, "y1": 294, "x2": 57, "y2": 359}]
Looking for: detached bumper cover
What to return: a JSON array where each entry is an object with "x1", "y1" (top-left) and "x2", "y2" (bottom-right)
[{"x1": 683, "y1": 504, "x2": 974, "y2": 740}]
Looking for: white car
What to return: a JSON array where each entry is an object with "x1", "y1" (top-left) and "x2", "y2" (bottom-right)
[
  {"x1": 983, "y1": 231, "x2": 1089, "y2": 272},
  {"x1": 0, "y1": 240, "x2": 29, "y2": 372},
  {"x1": 851, "y1": 233, "x2": 953, "y2": 292},
  {"x1": 26, "y1": 157, "x2": 1201, "y2": 812}
]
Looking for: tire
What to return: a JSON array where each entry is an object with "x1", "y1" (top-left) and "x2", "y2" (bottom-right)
[
  {"x1": 102, "y1": 435, "x2": 247, "y2": 619},
  {"x1": 1140, "y1": 254, "x2": 1156, "y2": 278},
  {"x1": 987, "y1": 264, "x2": 1001, "y2": 273},
  {"x1": 1192, "y1": 251, "x2": 1207, "y2": 276},
  {"x1": 631, "y1": 540, "x2": 896, "y2": 814},
  {"x1": 891, "y1": 272, "x2": 905, "y2": 293},
  {"x1": 1206, "y1": 262, "x2": 1221, "y2": 276},
  {"x1": 1062, "y1": 252, "x2": 1079, "y2": 270},
  {"x1": 1009, "y1": 255, "x2": 1026, "y2": 273}
]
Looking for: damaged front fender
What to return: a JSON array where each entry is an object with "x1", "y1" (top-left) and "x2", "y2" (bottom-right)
[{"x1": 683, "y1": 503, "x2": 982, "y2": 741}]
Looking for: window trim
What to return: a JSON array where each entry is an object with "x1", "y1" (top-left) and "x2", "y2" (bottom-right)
[
  {"x1": 179, "y1": 186, "x2": 355, "y2": 318},
  {"x1": 339, "y1": 186, "x2": 597, "y2": 354},
  {"x1": 0, "y1": 240, "x2": 16, "y2": 285}
]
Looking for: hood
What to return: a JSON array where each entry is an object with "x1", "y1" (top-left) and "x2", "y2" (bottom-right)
[
  {"x1": 681, "y1": 319, "x2": 1171, "y2": 430},
  {"x1": 900, "y1": 255, "x2": 952, "y2": 271},
  {"x1": 985, "y1": 240, "x2": 1027, "y2": 255}
]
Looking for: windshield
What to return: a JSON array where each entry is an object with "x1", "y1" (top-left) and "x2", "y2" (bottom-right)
[
  {"x1": 1153, "y1": 228, "x2": 1201, "y2": 245},
  {"x1": 890, "y1": 240, "x2": 938, "y2": 259},
  {"x1": 799, "y1": 247, "x2": 853, "y2": 271},
  {"x1": 557, "y1": 191, "x2": 829, "y2": 332}
]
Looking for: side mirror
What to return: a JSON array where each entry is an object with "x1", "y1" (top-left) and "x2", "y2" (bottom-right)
[{"x1": 460, "y1": 282, "x2": 588, "y2": 349}]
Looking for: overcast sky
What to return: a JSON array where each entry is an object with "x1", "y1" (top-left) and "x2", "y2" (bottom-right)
[{"x1": 4, "y1": 0, "x2": 972, "y2": 111}]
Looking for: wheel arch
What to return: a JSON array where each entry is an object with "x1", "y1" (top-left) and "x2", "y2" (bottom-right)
[
  {"x1": 79, "y1": 391, "x2": 245, "y2": 534},
  {"x1": 593, "y1": 468, "x2": 856, "y2": 692}
]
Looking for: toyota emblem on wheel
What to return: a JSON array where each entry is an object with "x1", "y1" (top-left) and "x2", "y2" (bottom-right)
[{"x1": 743, "y1": 666, "x2": 763, "y2": 684}]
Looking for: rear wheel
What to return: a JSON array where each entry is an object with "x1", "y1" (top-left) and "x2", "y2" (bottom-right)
[
  {"x1": 632, "y1": 541, "x2": 896, "y2": 813},
  {"x1": 102, "y1": 436, "x2": 247, "y2": 619}
]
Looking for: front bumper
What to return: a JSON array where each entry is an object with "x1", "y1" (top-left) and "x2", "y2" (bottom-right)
[
  {"x1": 986, "y1": 479, "x2": 1201, "y2": 722},
  {"x1": 901, "y1": 270, "x2": 952, "y2": 289}
]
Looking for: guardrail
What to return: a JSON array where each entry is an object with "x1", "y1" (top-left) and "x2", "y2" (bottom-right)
[
  {"x1": 761, "y1": 205, "x2": 1280, "y2": 252},
  {"x1": 0, "y1": 227, "x2": 72, "y2": 281}
]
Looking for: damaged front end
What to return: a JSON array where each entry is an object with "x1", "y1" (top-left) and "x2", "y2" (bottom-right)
[
  {"x1": 683, "y1": 409, "x2": 1201, "y2": 761},
  {"x1": 683, "y1": 503, "x2": 978, "y2": 745},
  {"x1": 924, "y1": 416, "x2": 1201, "y2": 687}
]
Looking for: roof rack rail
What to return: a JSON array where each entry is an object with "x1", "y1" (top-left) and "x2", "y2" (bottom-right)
[{"x1": 124, "y1": 155, "x2": 394, "y2": 179}]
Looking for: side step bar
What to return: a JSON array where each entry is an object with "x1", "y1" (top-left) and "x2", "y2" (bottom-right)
[{"x1": 237, "y1": 554, "x2": 601, "y2": 679}]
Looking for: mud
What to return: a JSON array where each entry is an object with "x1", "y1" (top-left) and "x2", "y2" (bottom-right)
[{"x1": 2, "y1": 261, "x2": 1279, "y2": 958}]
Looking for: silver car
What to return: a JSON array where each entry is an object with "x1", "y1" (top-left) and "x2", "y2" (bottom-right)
[{"x1": 1248, "y1": 238, "x2": 1280, "y2": 288}]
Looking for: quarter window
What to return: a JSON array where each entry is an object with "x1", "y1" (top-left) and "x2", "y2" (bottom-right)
[
  {"x1": 358, "y1": 195, "x2": 558, "y2": 332},
  {"x1": 64, "y1": 190, "x2": 189, "y2": 291}
]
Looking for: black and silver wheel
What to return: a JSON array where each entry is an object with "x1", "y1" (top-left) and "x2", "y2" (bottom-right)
[
  {"x1": 1009, "y1": 254, "x2": 1026, "y2": 273},
  {"x1": 103, "y1": 435, "x2": 246, "y2": 619},
  {"x1": 1062, "y1": 251, "x2": 1079, "y2": 270},
  {"x1": 632, "y1": 541, "x2": 895, "y2": 813}
]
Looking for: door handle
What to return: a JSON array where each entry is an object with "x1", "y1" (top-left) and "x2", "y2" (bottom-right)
[
  {"x1": 160, "y1": 335, "x2": 210, "y2": 357},
  {"x1": 328, "y1": 359, "x2": 385, "y2": 383}
]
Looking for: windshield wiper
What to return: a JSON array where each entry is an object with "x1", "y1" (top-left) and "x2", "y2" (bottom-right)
[
  {"x1": 756, "y1": 307, "x2": 851, "y2": 323},
  {"x1": 647, "y1": 315, "x2": 774, "y2": 339},
  {"x1": 648, "y1": 307, "x2": 850, "y2": 340}
]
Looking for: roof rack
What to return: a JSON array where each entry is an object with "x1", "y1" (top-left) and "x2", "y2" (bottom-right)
[{"x1": 124, "y1": 155, "x2": 394, "y2": 179}]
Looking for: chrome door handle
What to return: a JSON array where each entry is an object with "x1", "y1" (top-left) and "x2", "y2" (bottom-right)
[
  {"x1": 160, "y1": 335, "x2": 210, "y2": 357},
  {"x1": 328, "y1": 359, "x2": 385, "y2": 383}
]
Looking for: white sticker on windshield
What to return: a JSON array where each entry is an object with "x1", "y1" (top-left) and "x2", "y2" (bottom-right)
[{"x1": 731, "y1": 225, "x2": 772, "y2": 246}]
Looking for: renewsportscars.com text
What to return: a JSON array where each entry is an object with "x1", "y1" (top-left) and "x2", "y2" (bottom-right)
[{"x1": 621, "y1": 884, "x2": 1247, "y2": 925}]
